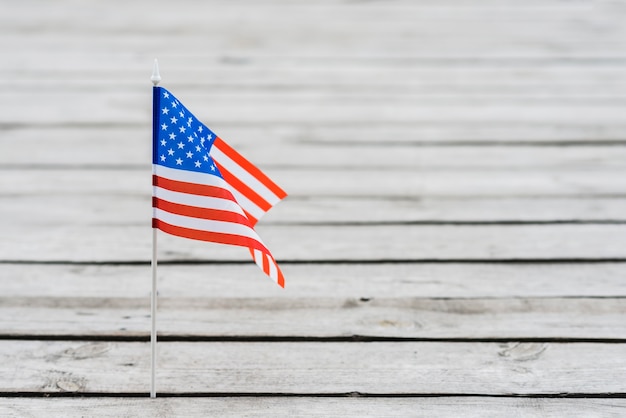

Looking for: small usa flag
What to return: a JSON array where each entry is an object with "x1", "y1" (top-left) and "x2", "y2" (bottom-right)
[{"x1": 152, "y1": 87, "x2": 287, "y2": 287}]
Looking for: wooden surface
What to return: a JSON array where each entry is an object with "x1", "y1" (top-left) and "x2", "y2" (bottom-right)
[{"x1": 1, "y1": 0, "x2": 625, "y2": 416}]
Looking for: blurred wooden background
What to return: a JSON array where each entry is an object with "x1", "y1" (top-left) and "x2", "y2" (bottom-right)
[{"x1": 0, "y1": 0, "x2": 625, "y2": 416}]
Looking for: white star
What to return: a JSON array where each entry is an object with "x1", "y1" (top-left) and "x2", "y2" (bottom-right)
[
  {"x1": 187, "y1": 135, "x2": 194, "y2": 142},
  {"x1": 177, "y1": 142, "x2": 185, "y2": 149},
  {"x1": 170, "y1": 116, "x2": 178, "y2": 124},
  {"x1": 179, "y1": 126, "x2": 186, "y2": 133},
  {"x1": 194, "y1": 160, "x2": 201, "y2": 168},
  {"x1": 187, "y1": 117, "x2": 193, "y2": 127},
  {"x1": 160, "y1": 139, "x2": 167, "y2": 146},
  {"x1": 171, "y1": 101, "x2": 178, "y2": 108},
  {"x1": 167, "y1": 148, "x2": 175, "y2": 156},
  {"x1": 161, "y1": 107, "x2": 169, "y2": 115},
  {"x1": 198, "y1": 126, "x2": 203, "y2": 133},
  {"x1": 160, "y1": 155, "x2": 166, "y2": 162},
  {"x1": 207, "y1": 134, "x2": 213, "y2": 140},
  {"x1": 195, "y1": 145, "x2": 201, "y2": 152},
  {"x1": 161, "y1": 123, "x2": 168, "y2": 131},
  {"x1": 200, "y1": 138, "x2": 205, "y2": 145},
  {"x1": 203, "y1": 155, "x2": 209, "y2": 162},
  {"x1": 163, "y1": 92, "x2": 170, "y2": 99},
  {"x1": 210, "y1": 164, "x2": 216, "y2": 171},
  {"x1": 179, "y1": 111, "x2": 184, "y2": 118},
  {"x1": 186, "y1": 151, "x2": 193, "y2": 158},
  {"x1": 175, "y1": 158, "x2": 183, "y2": 165},
  {"x1": 169, "y1": 133, "x2": 176, "y2": 140}
]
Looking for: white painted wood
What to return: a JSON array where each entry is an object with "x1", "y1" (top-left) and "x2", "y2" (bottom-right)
[
  {"x1": 1, "y1": 397, "x2": 625, "y2": 418},
  {"x1": 5, "y1": 92, "x2": 626, "y2": 124},
  {"x1": 1, "y1": 1, "x2": 623, "y2": 60},
  {"x1": 1, "y1": 224, "x2": 624, "y2": 262},
  {"x1": 3, "y1": 194, "x2": 626, "y2": 225},
  {"x1": 0, "y1": 341, "x2": 624, "y2": 394},
  {"x1": 1, "y1": 263, "x2": 624, "y2": 299},
  {"x1": 0, "y1": 296, "x2": 623, "y2": 339},
  {"x1": 5, "y1": 127, "x2": 626, "y2": 168},
  {"x1": 2, "y1": 168, "x2": 624, "y2": 198}
]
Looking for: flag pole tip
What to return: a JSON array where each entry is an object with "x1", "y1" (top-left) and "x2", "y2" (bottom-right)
[{"x1": 151, "y1": 59, "x2": 161, "y2": 86}]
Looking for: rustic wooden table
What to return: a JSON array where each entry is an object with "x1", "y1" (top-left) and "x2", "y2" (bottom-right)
[{"x1": 1, "y1": 0, "x2": 625, "y2": 416}]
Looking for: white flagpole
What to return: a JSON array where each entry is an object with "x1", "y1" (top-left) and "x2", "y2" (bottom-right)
[{"x1": 150, "y1": 59, "x2": 161, "y2": 399}]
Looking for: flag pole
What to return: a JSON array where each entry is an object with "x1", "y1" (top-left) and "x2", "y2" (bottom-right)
[{"x1": 150, "y1": 59, "x2": 161, "y2": 399}]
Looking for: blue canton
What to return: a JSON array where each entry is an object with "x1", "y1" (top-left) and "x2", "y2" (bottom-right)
[{"x1": 154, "y1": 87, "x2": 221, "y2": 177}]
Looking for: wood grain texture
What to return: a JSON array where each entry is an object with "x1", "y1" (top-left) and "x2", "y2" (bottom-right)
[
  {"x1": 1, "y1": 397, "x2": 625, "y2": 418},
  {"x1": 0, "y1": 341, "x2": 624, "y2": 395},
  {"x1": 2, "y1": 263, "x2": 624, "y2": 299},
  {"x1": 0, "y1": 296, "x2": 623, "y2": 339},
  {"x1": 1, "y1": 224, "x2": 625, "y2": 262}
]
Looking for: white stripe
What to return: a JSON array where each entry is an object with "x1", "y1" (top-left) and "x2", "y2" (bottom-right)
[
  {"x1": 253, "y1": 249, "x2": 263, "y2": 265},
  {"x1": 231, "y1": 189, "x2": 265, "y2": 220},
  {"x1": 154, "y1": 186, "x2": 247, "y2": 218},
  {"x1": 211, "y1": 146, "x2": 281, "y2": 206},
  {"x1": 154, "y1": 208, "x2": 263, "y2": 243},
  {"x1": 267, "y1": 255, "x2": 278, "y2": 279},
  {"x1": 154, "y1": 164, "x2": 230, "y2": 189}
]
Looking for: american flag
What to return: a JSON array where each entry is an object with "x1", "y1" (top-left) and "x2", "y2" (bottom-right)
[{"x1": 152, "y1": 87, "x2": 287, "y2": 287}]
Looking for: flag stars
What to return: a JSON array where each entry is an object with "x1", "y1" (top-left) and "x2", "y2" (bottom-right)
[
  {"x1": 194, "y1": 160, "x2": 201, "y2": 168},
  {"x1": 177, "y1": 141, "x2": 185, "y2": 149},
  {"x1": 170, "y1": 116, "x2": 178, "y2": 124},
  {"x1": 179, "y1": 111, "x2": 184, "y2": 118},
  {"x1": 186, "y1": 151, "x2": 193, "y2": 158},
  {"x1": 198, "y1": 126, "x2": 203, "y2": 133},
  {"x1": 169, "y1": 132, "x2": 176, "y2": 140},
  {"x1": 195, "y1": 145, "x2": 201, "y2": 152},
  {"x1": 163, "y1": 92, "x2": 170, "y2": 99},
  {"x1": 187, "y1": 135, "x2": 194, "y2": 142},
  {"x1": 160, "y1": 139, "x2": 167, "y2": 146},
  {"x1": 171, "y1": 101, "x2": 178, "y2": 108},
  {"x1": 161, "y1": 123, "x2": 168, "y2": 131},
  {"x1": 168, "y1": 148, "x2": 175, "y2": 156},
  {"x1": 210, "y1": 164, "x2": 216, "y2": 171},
  {"x1": 175, "y1": 158, "x2": 183, "y2": 165},
  {"x1": 160, "y1": 155, "x2": 166, "y2": 162},
  {"x1": 179, "y1": 126, "x2": 186, "y2": 133},
  {"x1": 203, "y1": 154, "x2": 209, "y2": 162},
  {"x1": 161, "y1": 107, "x2": 169, "y2": 115}
]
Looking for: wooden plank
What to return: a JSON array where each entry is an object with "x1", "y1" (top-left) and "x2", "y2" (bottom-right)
[
  {"x1": 4, "y1": 126, "x2": 626, "y2": 167},
  {"x1": 0, "y1": 296, "x2": 623, "y2": 339},
  {"x1": 1, "y1": 263, "x2": 624, "y2": 299},
  {"x1": 2, "y1": 168, "x2": 624, "y2": 198},
  {"x1": 4, "y1": 91, "x2": 626, "y2": 125},
  {"x1": 1, "y1": 397, "x2": 625, "y2": 418},
  {"x1": 1, "y1": 224, "x2": 624, "y2": 262},
  {"x1": 3, "y1": 195, "x2": 626, "y2": 224},
  {"x1": 0, "y1": 341, "x2": 624, "y2": 394},
  {"x1": 1, "y1": 2, "x2": 622, "y2": 59},
  {"x1": 3, "y1": 61, "x2": 626, "y2": 91}
]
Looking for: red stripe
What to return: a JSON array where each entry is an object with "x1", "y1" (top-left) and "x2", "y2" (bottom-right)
[
  {"x1": 243, "y1": 209, "x2": 258, "y2": 226},
  {"x1": 153, "y1": 219, "x2": 270, "y2": 254},
  {"x1": 153, "y1": 197, "x2": 252, "y2": 227},
  {"x1": 276, "y1": 267, "x2": 285, "y2": 288},
  {"x1": 262, "y1": 252, "x2": 270, "y2": 276},
  {"x1": 214, "y1": 161, "x2": 272, "y2": 213},
  {"x1": 153, "y1": 175, "x2": 237, "y2": 202},
  {"x1": 214, "y1": 137, "x2": 287, "y2": 199}
]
